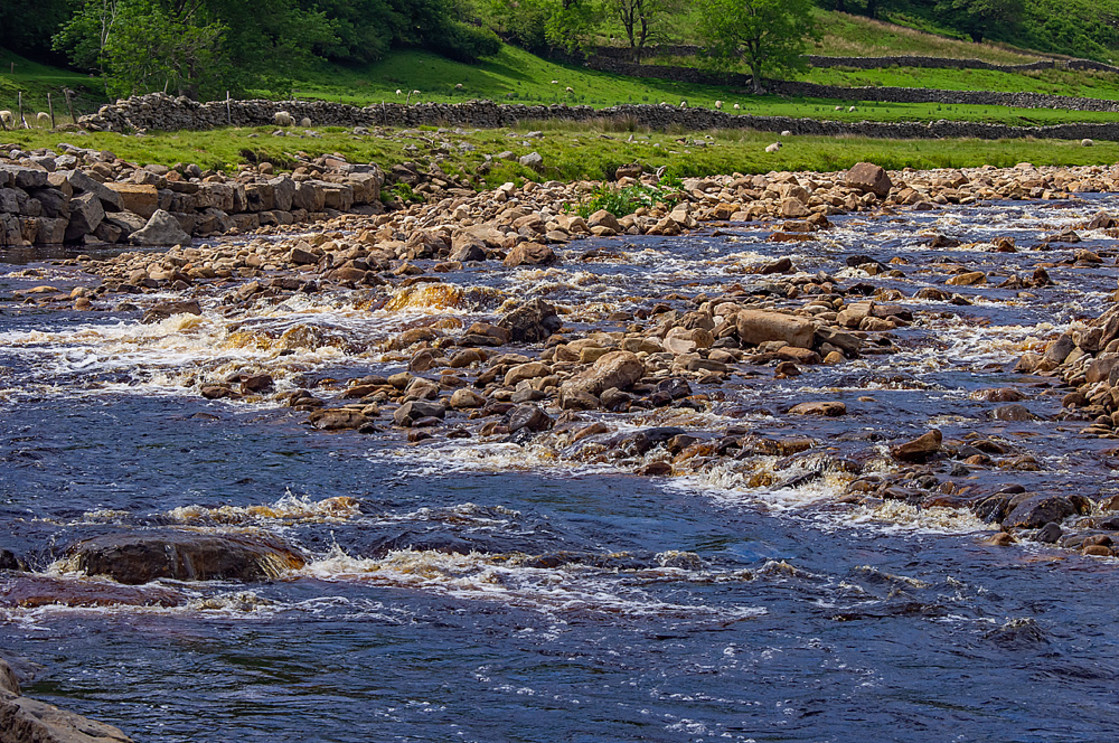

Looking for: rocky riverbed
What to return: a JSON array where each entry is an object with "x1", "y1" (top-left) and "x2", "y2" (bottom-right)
[{"x1": 6, "y1": 159, "x2": 1119, "y2": 740}]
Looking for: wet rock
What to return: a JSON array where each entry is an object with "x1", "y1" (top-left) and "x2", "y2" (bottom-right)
[
  {"x1": 129, "y1": 208, "x2": 190, "y2": 246},
  {"x1": 736, "y1": 310, "x2": 815, "y2": 349},
  {"x1": 561, "y1": 350, "x2": 645, "y2": 399},
  {"x1": 788, "y1": 401, "x2": 846, "y2": 416},
  {"x1": 982, "y1": 531, "x2": 1016, "y2": 546},
  {"x1": 1035, "y1": 522, "x2": 1064, "y2": 543},
  {"x1": 499, "y1": 299, "x2": 561, "y2": 343},
  {"x1": 0, "y1": 684, "x2": 135, "y2": 742},
  {"x1": 0, "y1": 659, "x2": 18, "y2": 695},
  {"x1": 845, "y1": 162, "x2": 892, "y2": 197},
  {"x1": 1003, "y1": 495, "x2": 1079, "y2": 529},
  {"x1": 990, "y1": 404, "x2": 1035, "y2": 422},
  {"x1": 449, "y1": 389, "x2": 486, "y2": 409},
  {"x1": 63, "y1": 192, "x2": 105, "y2": 242},
  {"x1": 946, "y1": 271, "x2": 986, "y2": 286},
  {"x1": 68, "y1": 530, "x2": 306, "y2": 584},
  {"x1": 505, "y1": 403, "x2": 553, "y2": 433},
  {"x1": 636, "y1": 461, "x2": 673, "y2": 476},
  {"x1": 141, "y1": 299, "x2": 202, "y2": 323},
  {"x1": 309, "y1": 408, "x2": 375, "y2": 432},
  {"x1": 0, "y1": 549, "x2": 23, "y2": 572},
  {"x1": 985, "y1": 617, "x2": 1046, "y2": 649},
  {"x1": 393, "y1": 400, "x2": 446, "y2": 427},
  {"x1": 890, "y1": 429, "x2": 942, "y2": 463}
]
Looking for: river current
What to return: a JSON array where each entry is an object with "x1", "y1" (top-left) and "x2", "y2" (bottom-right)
[{"x1": 3, "y1": 196, "x2": 1119, "y2": 742}]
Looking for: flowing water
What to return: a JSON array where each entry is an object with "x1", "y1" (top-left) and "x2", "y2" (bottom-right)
[{"x1": 3, "y1": 197, "x2": 1119, "y2": 742}]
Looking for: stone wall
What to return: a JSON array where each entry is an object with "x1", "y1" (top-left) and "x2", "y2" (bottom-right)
[
  {"x1": 0, "y1": 143, "x2": 387, "y2": 247},
  {"x1": 76, "y1": 94, "x2": 1119, "y2": 142},
  {"x1": 580, "y1": 56, "x2": 1119, "y2": 113}
]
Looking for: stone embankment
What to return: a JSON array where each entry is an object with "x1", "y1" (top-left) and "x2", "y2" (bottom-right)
[
  {"x1": 0, "y1": 658, "x2": 133, "y2": 743},
  {"x1": 0, "y1": 142, "x2": 401, "y2": 247},
  {"x1": 75, "y1": 94, "x2": 1119, "y2": 142}
]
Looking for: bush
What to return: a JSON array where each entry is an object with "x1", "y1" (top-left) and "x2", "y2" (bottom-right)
[
  {"x1": 574, "y1": 181, "x2": 682, "y2": 218},
  {"x1": 432, "y1": 23, "x2": 502, "y2": 62}
]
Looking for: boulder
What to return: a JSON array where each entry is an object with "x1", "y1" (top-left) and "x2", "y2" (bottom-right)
[
  {"x1": 105, "y1": 183, "x2": 158, "y2": 218},
  {"x1": 141, "y1": 299, "x2": 201, "y2": 323},
  {"x1": 503, "y1": 242, "x2": 557, "y2": 267},
  {"x1": 0, "y1": 689, "x2": 134, "y2": 743},
  {"x1": 561, "y1": 350, "x2": 645, "y2": 398},
  {"x1": 393, "y1": 400, "x2": 446, "y2": 427},
  {"x1": 1003, "y1": 495, "x2": 1079, "y2": 529},
  {"x1": 0, "y1": 659, "x2": 18, "y2": 695},
  {"x1": 0, "y1": 549, "x2": 22, "y2": 571},
  {"x1": 788, "y1": 401, "x2": 846, "y2": 416},
  {"x1": 308, "y1": 408, "x2": 374, "y2": 431},
  {"x1": 519, "y1": 152, "x2": 544, "y2": 171},
  {"x1": 499, "y1": 299, "x2": 561, "y2": 343},
  {"x1": 736, "y1": 310, "x2": 816, "y2": 349},
  {"x1": 846, "y1": 162, "x2": 892, "y2": 197},
  {"x1": 505, "y1": 403, "x2": 553, "y2": 433},
  {"x1": 890, "y1": 429, "x2": 942, "y2": 463},
  {"x1": 63, "y1": 192, "x2": 104, "y2": 243},
  {"x1": 130, "y1": 209, "x2": 190, "y2": 246},
  {"x1": 67, "y1": 531, "x2": 306, "y2": 584}
]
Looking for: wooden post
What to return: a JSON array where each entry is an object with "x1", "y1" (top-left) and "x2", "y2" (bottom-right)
[
  {"x1": 226, "y1": 90, "x2": 231, "y2": 125},
  {"x1": 17, "y1": 91, "x2": 25, "y2": 129},
  {"x1": 47, "y1": 92, "x2": 55, "y2": 130},
  {"x1": 64, "y1": 88, "x2": 76, "y2": 125}
]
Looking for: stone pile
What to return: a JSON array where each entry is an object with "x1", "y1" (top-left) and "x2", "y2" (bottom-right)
[{"x1": 0, "y1": 142, "x2": 397, "y2": 247}]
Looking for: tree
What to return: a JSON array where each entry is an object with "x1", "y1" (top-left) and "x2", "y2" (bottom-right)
[
  {"x1": 613, "y1": 0, "x2": 680, "y2": 62},
  {"x1": 486, "y1": 0, "x2": 601, "y2": 55},
  {"x1": 935, "y1": 0, "x2": 1023, "y2": 42},
  {"x1": 697, "y1": 0, "x2": 816, "y2": 93}
]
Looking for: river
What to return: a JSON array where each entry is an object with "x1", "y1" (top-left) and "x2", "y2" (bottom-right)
[{"x1": 2, "y1": 195, "x2": 1119, "y2": 742}]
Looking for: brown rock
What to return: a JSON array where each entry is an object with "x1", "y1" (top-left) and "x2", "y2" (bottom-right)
[
  {"x1": 67, "y1": 531, "x2": 306, "y2": 584},
  {"x1": 561, "y1": 350, "x2": 645, "y2": 399},
  {"x1": 736, "y1": 310, "x2": 816, "y2": 349},
  {"x1": 503, "y1": 242, "x2": 557, "y2": 267},
  {"x1": 308, "y1": 408, "x2": 373, "y2": 431},
  {"x1": 105, "y1": 183, "x2": 158, "y2": 218},
  {"x1": 891, "y1": 429, "x2": 942, "y2": 462},
  {"x1": 845, "y1": 162, "x2": 892, "y2": 197},
  {"x1": 788, "y1": 401, "x2": 846, "y2": 416}
]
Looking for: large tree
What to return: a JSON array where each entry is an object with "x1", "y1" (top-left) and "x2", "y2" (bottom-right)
[
  {"x1": 697, "y1": 0, "x2": 816, "y2": 93},
  {"x1": 613, "y1": 0, "x2": 679, "y2": 61}
]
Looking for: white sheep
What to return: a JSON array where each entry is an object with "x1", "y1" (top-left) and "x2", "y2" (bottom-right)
[
  {"x1": 1083, "y1": 138, "x2": 1095, "y2": 147},
  {"x1": 765, "y1": 142, "x2": 782, "y2": 153},
  {"x1": 733, "y1": 103, "x2": 740, "y2": 110},
  {"x1": 396, "y1": 89, "x2": 403, "y2": 95},
  {"x1": 273, "y1": 110, "x2": 293, "y2": 126},
  {"x1": 714, "y1": 100, "x2": 723, "y2": 109},
  {"x1": 551, "y1": 80, "x2": 559, "y2": 84},
  {"x1": 0, "y1": 111, "x2": 11, "y2": 127},
  {"x1": 680, "y1": 100, "x2": 687, "y2": 108},
  {"x1": 849, "y1": 105, "x2": 857, "y2": 112},
  {"x1": 781, "y1": 130, "x2": 792, "y2": 137},
  {"x1": 37, "y1": 112, "x2": 50, "y2": 127},
  {"x1": 455, "y1": 83, "x2": 464, "y2": 90},
  {"x1": 835, "y1": 105, "x2": 843, "y2": 111},
  {"x1": 300, "y1": 117, "x2": 311, "y2": 127},
  {"x1": 565, "y1": 86, "x2": 574, "y2": 94}
]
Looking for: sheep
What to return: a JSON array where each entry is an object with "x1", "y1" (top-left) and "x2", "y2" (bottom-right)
[
  {"x1": 37, "y1": 112, "x2": 50, "y2": 127},
  {"x1": 733, "y1": 103, "x2": 740, "y2": 110},
  {"x1": 455, "y1": 83, "x2": 464, "y2": 90},
  {"x1": 834, "y1": 105, "x2": 843, "y2": 111},
  {"x1": 848, "y1": 105, "x2": 857, "y2": 112},
  {"x1": 396, "y1": 89, "x2": 403, "y2": 95},
  {"x1": 273, "y1": 110, "x2": 293, "y2": 126},
  {"x1": 781, "y1": 130, "x2": 792, "y2": 137},
  {"x1": 0, "y1": 111, "x2": 11, "y2": 127},
  {"x1": 300, "y1": 117, "x2": 311, "y2": 128},
  {"x1": 714, "y1": 100, "x2": 723, "y2": 109},
  {"x1": 680, "y1": 100, "x2": 687, "y2": 108},
  {"x1": 1083, "y1": 138, "x2": 1095, "y2": 147},
  {"x1": 565, "y1": 86, "x2": 574, "y2": 94},
  {"x1": 551, "y1": 80, "x2": 559, "y2": 84},
  {"x1": 765, "y1": 142, "x2": 782, "y2": 153}
]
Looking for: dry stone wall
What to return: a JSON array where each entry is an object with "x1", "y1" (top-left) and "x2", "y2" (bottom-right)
[{"x1": 78, "y1": 94, "x2": 1119, "y2": 143}]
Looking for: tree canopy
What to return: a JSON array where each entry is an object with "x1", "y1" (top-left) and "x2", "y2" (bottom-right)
[{"x1": 697, "y1": 0, "x2": 817, "y2": 92}]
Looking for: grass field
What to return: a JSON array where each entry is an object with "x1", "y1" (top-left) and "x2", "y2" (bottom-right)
[
  {"x1": 0, "y1": 49, "x2": 105, "y2": 126},
  {"x1": 3, "y1": 123, "x2": 1118, "y2": 190}
]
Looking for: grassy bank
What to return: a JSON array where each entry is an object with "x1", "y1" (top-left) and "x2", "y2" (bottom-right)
[
  {"x1": 4, "y1": 124, "x2": 1119, "y2": 189},
  {"x1": 0, "y1": 49, "x2": 105, "y2": 125}
]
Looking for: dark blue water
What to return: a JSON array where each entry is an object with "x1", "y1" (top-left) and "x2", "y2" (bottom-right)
[{"x1": 3, "y1": 197, "x2": 1119, "y2": 742}]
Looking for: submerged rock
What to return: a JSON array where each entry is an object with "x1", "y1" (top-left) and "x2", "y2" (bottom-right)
[
  {"x1": 890, "y1": 429, "x2": 942, "y2": 463},
  {"x1": 67, "y1": 530, "x2": 306, "y2": 584}
]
